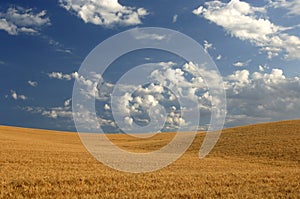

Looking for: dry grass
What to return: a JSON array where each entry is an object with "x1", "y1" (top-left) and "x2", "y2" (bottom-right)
[{"x1": 0, "y1": 120, "x2": 300, "y2": 198}]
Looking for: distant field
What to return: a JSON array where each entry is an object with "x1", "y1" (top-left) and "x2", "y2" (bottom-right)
[{"x1": 0, "y1": 120, "x2": 299, "y2": 198}]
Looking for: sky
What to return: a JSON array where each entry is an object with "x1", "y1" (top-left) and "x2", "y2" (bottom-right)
[{"x1": 0, "y1": 0, "x2": 299, "y2": 132}]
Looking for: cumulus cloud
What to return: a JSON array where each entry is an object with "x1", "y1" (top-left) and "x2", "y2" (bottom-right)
[
  {"x1": 225, "y1": 68, "x2": 300, "y2": 126},
  {"x1": 109, "y1": 62, "x2": 300, "y2": 130},
  {"x1": 157, "y1": 61, "x2": 176, "y2": 67},
  {"x1": 28, "y1": 80, "x2": 38, "y2": 87},
  {"x1": 233, "y1": 62, "x2": 244, "y2": 67},
  {"x1": 0, "y1": 7, "x2": 50, "y2": 35},
  {"x1": 24, "y1": 98, "x2": 73, "y2": 122},
  {"x1": 98, "y1": 117, "x2": 116, "y2": 128},
  {"x1": 104, "y1": 104, "x2": 110, "y2": 110},
  {"x1": 165, "y1": 110, "x2": 186, "y2": 130},
  {"x1": 33, "y1": 61, "x2": 300, "y2": 131},
  {"x1": 228, "y1": 69, "x2": 250, "y2": 83},
  {"x1": 41, "y1": 35, "x2": 73, "y2": 54},
  {"x1": 203, "y1": 40, "x2": 213, "y2": 52},
  {"x1": 42, "y1": 107, "x2": 72, "y2": 119},
  {"x1": 124, "y1": 116, "x2": 133, "y2": 126},
  {"x1": 94, "y1": 61, "x2": 215, "y2": 132},
  {"x1": 24, "y1": 106, "x2": 72, "y2": 119},
  {"x1": 270, "y1": 0, "x2": 300, "y2": 16},
  {"x1": 258, "y1": 64, "x2": 270, "y2": 72},
  {"x1": 48, "y1": 71, "x2": 108, "y2": 101},
  {"x1": 193, "y1": 0, "x2": 300, "y2": 60},
  {"x1": 172, "y1": 14, "x2": 178, "y2": 23},
  {"x1": 11, "y1": 90, "x2": 27, "y2": 100},
  {"x1": 64, "y1": 98, "x2": 71, "y2": 107},
  {"x1": 59, "y1": 0, "x2": 148, "y2": 27},
  {"x1": 131, "y1": 28, "x2": 167, "y2": 41},
  {"x1": 233, "y1": 59, "x2": 251, "y2": 67},
  {"x1": 48, "y1": 71, "x2": 103, "y2": 101},
  {"x1": 48, "y1": 71, "x2": 78, "y2": 80},
  {"x1": 134, "y1": 33, "x2": 166, "y2": 41},
  {"x1": 259, "y1": 65, "x2": 265, "y2": 72}
]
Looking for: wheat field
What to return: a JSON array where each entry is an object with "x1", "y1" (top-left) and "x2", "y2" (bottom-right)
[{"x1": 0, "y1": 120, "x2": 299, "y2": 198}]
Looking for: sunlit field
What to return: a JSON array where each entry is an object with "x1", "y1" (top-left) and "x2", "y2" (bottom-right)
[{"x1": 1, "y1": 120, "x2": 299, "y2": 198}]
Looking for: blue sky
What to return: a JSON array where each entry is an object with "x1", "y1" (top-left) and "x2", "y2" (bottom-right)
[{"x1": 0, "y1": 0, "x2": 299, "y2": 132}]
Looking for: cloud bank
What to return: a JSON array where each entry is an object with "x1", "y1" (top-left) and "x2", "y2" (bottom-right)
[
  {"x1": 270, "y1": 0, "x2": 300, "y2": 16},
  {"x1": 11, "y1": 90, "x2": 27, "y2": 100},
  {"x1": 193, "y1": 0, "x2": 300, "y2": 60},
  {"x1": 0, "y1": 7, "x2": 50, "y2": 35},
  {"x1": 35, "y1": 61, "x2": 300, "y2": 131},
  {"x1": 59, "y1": 0, "x2": 148, "y2": 27}
]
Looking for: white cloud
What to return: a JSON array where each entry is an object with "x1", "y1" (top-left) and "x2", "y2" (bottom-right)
[
  {"x1": 48, "y1": 71, "x2": 78, "y2": 80},
  {"x1": 116, "y1": 92, "x2": 133, "y2": 114},
  {"x1": 42, "y1": 35, "x2": 72, "y2": 54},
  {"x1": 157, "y1": 61, "x2": 176, "y2": 67},
  {"x1": 28, "y1": 80, "x2": 38, "y2": 87},
  {"x1": 98, "y1": 117, "x2": 116, "y2": 128},
  {"x1": 104, "y1": 104, "x2": 110, "y2": 110},
  {"x1": 270, "y1": 0, "x2": 300, "y2": 16},
  {"x1": 25, "y1": 106, "x2": 72, "y2": 119},
  {"x1": 216, "y1": 54, "x2": 222, "y2": 60},
  {"x1": 225, "y1": 68, "x2": 300, "y2": 126},
  {"x1": 48, "y1": 71, "x2": 107, "y2": 102},
  {"x1": 135, "y1": 33, "x2": 166, "y2": 41},
  {"x1": 228, "y1": 70, "x2": 250, "y2": 83},
  {"x1": 226, "y1": 70, "x2": 250, "y2": 93},
  {"x1": 172, "y1": 14, "x2": 178, "y2": 23},
  {"x1": 76, "y1": 72, "x2": 112, "y2": 101},
  {"x1": 182, "y1": 62, "x2": 223, "y2": 91},
  {"x1": 151, "y1": 67, "x2": 191, "y2": 90},
  {"x1": 233, "y1": 59, "x2": 251, "y2": 67},
  {"x1": 24, "y1": 97, "x2": 73, "y2": 120},
  {"x1": 0, "y1": 18, "x2": 17, "y2": 35},
  {"x1": 124, "y1": 116, "x2": 133, "y2": 126},
  {"x1": 203, "y1": 40, "x2": 213, "y2": 52},
  {"x1": 11, "y1": 90, "x2": 27, "y2": 100},
  {"x1": 165, "y1": 110, "x2": 186, "y2": 129},
  {"x1": 132, "y1": 28, "x2": 167, "y2": 41},
  {"x1": 38, "y1": 61, "x2": 300, "y2": 131},
  {"x1": 193, "y1": 0, "x2": 300, "y2": 60},
  {"x1": 107, "y1": 61, "x2": 217, "y2": 131},
  {"x1": 64, "y1": 98, "x2": 71, "y2": 107},
  {"x1": 259, "y1": 65, "x2": 265, "y2": 72},
  {"x1": 144, "y1": 94, "x2": 159, "y2": 106},
  {"x1": 11, "y1": 91, "x2": 17, "y2": 100},
  {"x1": 59, "y1": 0, "x2": 148, "y2": 27},
  {"x1": 136, "y1": 83, "x2": 164, "y2": 95},
  {"x1": 233, "y1": 62, "x2": 244, "y2": 67},
  {"x1": 0, "y1": 7, "x2": 50, "y2": 35},
  {"x1": 258, "y1": 64, "x2": 270, "y2": 72},
  {"x1": 253, "y1": 68, "x2": 286, "y2": 84},
  {"x1": 43, "y1": 108, "x2": 69, "y2": 119}
]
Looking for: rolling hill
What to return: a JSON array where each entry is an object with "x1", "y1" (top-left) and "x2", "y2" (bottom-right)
[{"x1": 0, "y1": 120, "x2": 299, "y2": 198}]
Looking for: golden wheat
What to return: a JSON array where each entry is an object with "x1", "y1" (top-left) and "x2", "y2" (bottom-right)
[{"x1": 0, "y1": 120, "x2": 299, "y2": 198}]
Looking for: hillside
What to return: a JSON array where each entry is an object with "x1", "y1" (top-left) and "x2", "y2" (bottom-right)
[{"x1": 0, "y1": 120, "x2": 299, "y2": 198}]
